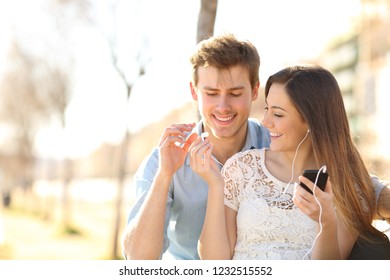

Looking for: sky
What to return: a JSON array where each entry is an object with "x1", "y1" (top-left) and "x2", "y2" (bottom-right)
[{"x1": 0, "y1": 0, "x2": 362, "y2": 159}]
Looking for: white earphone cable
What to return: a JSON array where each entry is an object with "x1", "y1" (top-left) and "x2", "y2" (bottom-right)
[
  {"x1": 302, "y1": 165, "x2": 327, "y2": 260},
  {"x1": 283, "y1": 130, "x2": 310, "y2": 195}
]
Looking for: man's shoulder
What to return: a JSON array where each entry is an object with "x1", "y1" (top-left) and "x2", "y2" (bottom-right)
[
  {"x1": 248, "y1": 118, "x2": 261, "y2": 126},
  {"x1": 248, "y1": 118, "x2": 268, "y2": 131},
  {"x1": 134, "y1": 147, "x2": 160, "y2": 178},
  {"x1": 247, "y1": 118, "x2": 270, "y2": 148},
  {"x1": 248, "y1": 118, "x2": 266, "y2": 129}
]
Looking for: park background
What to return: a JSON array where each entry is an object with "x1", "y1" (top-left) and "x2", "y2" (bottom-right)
[{"x1": 0, "y1": 0, "x2": 389, "y2": 260}]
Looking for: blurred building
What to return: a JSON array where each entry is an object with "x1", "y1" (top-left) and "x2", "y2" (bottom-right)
[{"x1": 318, "y1": 0, "x2": 390, "y2": 176}]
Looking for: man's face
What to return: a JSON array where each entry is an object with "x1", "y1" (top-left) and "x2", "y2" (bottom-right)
[{"x1": 191, "y1": 65, "x2": 259, "y2": 140}]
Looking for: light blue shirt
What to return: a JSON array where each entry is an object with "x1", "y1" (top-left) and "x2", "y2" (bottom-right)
[{"x1": 126, "y1": 119, "x2": 271, "y2": 260}]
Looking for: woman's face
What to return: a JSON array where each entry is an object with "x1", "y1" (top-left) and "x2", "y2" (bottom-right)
[{"x1": 261, "y1": 83, "x2": 309, "y2": 152}]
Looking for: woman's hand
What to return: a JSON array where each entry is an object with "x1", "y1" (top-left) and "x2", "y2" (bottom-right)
[
  {"x1": 189, "y1": 136, "x2": 224, "y2": 187},
  {"x1": 293, "y1": 176, "x2": 336, "y2": 224}
]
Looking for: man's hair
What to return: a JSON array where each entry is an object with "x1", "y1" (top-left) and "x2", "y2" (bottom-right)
[{"x1": 189, "y1": 33, "x2": 260, "y2": 89}]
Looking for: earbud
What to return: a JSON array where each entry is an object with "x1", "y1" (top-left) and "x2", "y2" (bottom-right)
[
  {"x1": 201, "y1": 132, "x2": 209, "y2": 141},
  {"x1": 307, "y1": 129, "x2": 310, "y2": 133}
]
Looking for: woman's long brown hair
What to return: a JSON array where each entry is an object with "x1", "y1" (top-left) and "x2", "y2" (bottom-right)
[{"x1": 265, "y1": 65, "x2": 382, "y2": 241}]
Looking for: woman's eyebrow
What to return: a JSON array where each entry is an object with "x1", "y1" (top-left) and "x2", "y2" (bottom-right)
[{"x1": 270, "y1": 105, "x2": 287, "y2": 112}]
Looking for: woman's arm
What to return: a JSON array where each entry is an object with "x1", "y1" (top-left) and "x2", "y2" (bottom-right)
[
  {"x1": 190, "y1": 137, "x2": 235, "y2": 259},
  {"x1": 294, "y1": 176, "x2": 357, "y2": 259},
  {"x1": 198, "y1": 183, "x2": 234, "y2": 259}
]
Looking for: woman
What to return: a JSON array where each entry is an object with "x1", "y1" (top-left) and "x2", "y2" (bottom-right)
[{"x1": 190, "y1": 65, "x2": 389, "y2": 259}]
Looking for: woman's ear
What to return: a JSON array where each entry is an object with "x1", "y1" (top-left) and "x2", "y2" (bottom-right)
[{"x1": 190, "y1": 82, "x2": 198, "y2": 101}]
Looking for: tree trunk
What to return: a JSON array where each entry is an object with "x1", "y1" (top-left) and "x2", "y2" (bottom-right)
[
  {"x1": 196, "y1": 0, "x2": 218, "y2": 121},
  {"x1": 60, "y1": 113, "x2": 73, "y2": 230},
  {"x1": 112, "y1": 133, "x2": 128, "y2": 259},
  {"x1": 196, "y1": 0, "x2": 218, "y2": 43},
  {"x1": 111, "y1": 83, "x2": 132, "y2": 259}
]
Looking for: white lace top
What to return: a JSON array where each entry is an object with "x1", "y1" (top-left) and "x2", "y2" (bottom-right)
[{"x1": 222, "y1": 148, "x2": 317, "y2": 260}]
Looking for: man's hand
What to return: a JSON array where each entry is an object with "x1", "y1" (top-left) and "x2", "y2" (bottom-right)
[{"x1": 158, "y1": 123, "x2": 197, "y2": 177}]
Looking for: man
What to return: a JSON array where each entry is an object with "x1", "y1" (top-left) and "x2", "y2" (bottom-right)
[
  {"x1": 377, "y1": 181, "x2": 390, "y2": 224},
  {"x1": 122, "y1": 33, "x2": 390, "y2": 260}
]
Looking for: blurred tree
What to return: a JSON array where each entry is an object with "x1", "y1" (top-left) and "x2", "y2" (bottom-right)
[
  {"x1": 0, "y1": 0, "x2": 88, "y2": 229},
  {"x1": 197, "y1": 0, "x2": 218, "y2": 43},
  {"x1": 0, "y1": 39, "x2": 47, "y2": 196},
  {"x1": 90, "y1": 0, "x2": 149, "y2": 259},
  {"x1": 43, "y1": 0, "x2": 82, "y2": 233},
  {"x1": 41, "y1": 62, "x2": 74, "y2": 228}
]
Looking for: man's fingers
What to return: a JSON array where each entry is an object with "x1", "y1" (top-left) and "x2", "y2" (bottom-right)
[{"x1": 182, "y1": 133, "x2": 198, "y2": 152}]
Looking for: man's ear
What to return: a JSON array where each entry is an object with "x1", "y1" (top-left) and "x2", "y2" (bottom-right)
[
  {"x1": 252, "y1": 82, "x2": 260, "y2": 101},
  {"x1": 190, "y1": 82, "x2": 198, "y2": 101}
]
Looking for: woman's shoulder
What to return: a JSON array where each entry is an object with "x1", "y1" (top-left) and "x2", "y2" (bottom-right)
[{"x1": 224, "y1": 148, "x2": 266, "y2": 169}]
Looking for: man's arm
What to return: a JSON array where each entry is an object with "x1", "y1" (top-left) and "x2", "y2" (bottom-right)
[
  {"x1": 122, "y1": 123, "x2": 197, "y2": 259},
  {"x1": 122, "y1": 168, "x2": 172, "y2": 259},
  {"x1": 378, "y1": 183, "x2": 390, "y2": 223}
]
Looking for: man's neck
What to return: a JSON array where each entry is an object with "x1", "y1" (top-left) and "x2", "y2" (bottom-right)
[{"x1": 209, "y1": 128, "x2": 248, "y2": 165}]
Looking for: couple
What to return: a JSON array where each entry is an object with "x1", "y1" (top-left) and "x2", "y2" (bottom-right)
[{"x1": 122, "y1": 33, "x2": 390, "y2": 260}]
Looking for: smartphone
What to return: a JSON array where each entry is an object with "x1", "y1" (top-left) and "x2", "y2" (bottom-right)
[{"x1": 300, "y1": 169, "x2": 328, "y2": 194}]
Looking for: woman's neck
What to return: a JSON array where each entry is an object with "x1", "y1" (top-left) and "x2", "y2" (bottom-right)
[{"x1": 266, "y1": 146, "x2": 317, "y2": 183}]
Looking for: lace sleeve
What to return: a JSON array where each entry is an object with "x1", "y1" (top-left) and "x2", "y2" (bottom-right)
[{"x1": 222, "y1": 151, "x2": 251, "y2": 211}]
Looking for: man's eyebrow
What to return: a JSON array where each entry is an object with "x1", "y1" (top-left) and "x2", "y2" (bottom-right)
[
  {"x1": 202, "y1": 86, "x2": 245, "y2": 91},
  {"x1": 228, "y1": 86, "x2": 245, "y2": 91},
  {"x1": 202, "y1": 86, "x2": 219, "y2": 91}
]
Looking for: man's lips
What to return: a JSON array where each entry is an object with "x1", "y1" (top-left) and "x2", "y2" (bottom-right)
[{"x1": 213, "y1": 115, "x2": 235, "y2": 124}]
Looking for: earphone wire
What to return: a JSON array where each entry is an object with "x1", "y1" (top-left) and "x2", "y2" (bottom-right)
[
  {"x1": 283, "y1": 130, "x2": 310, "y2": 195},
  {"x1": 211, "y1": 154, "x2": 224, "y2": 167},
  {"x1": 302, "y1": 165, "x2": 327, "y2": 260}
]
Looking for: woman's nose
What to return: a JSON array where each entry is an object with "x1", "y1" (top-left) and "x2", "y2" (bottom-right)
[{"x1": 261, "y1": 112, "x2": 271, "y2": 128}]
